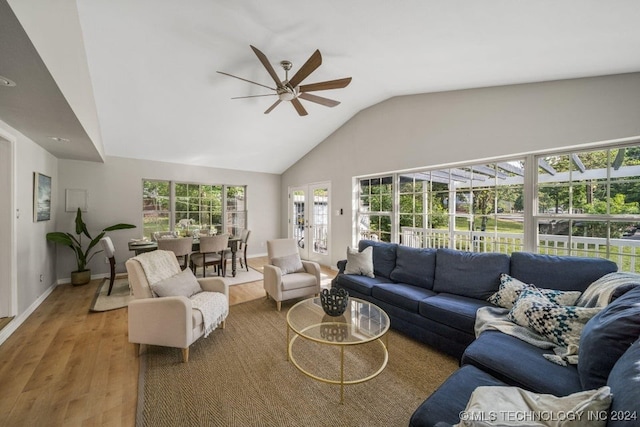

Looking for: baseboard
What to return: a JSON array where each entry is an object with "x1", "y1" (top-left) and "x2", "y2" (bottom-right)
[
  {"x1": 56, "y1": 272, "x2": 110, "y2": 285},
  {"x1": 0, "y1": 281, "x2": 58, "y2": 347}
]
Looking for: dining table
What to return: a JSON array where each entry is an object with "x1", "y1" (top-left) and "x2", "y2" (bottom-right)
[{"x1": 128, "y1": 236, "x2": 243, "y2": 277}]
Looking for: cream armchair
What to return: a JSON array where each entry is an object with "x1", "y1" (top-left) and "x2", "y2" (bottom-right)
[
  {"x1": 126, "y1": 250, "x2": 229, "y2": 362},
  {"x1": 264, "y1": 238, "x2": 321, "y2": 311}
]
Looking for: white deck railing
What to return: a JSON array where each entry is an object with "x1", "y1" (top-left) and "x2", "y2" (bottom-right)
[{"x1": 399, "y1": 227, "x2": 640, "y2": 273}]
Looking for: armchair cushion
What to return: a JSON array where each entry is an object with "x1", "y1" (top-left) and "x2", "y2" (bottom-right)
[
  {"x1": 271, "y1": 253, "x2": 305, "y2": 275},
  {"x1": 151, "y1": 268, "x2": 202, "y2": 298}
]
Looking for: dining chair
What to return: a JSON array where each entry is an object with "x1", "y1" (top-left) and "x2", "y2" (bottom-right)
[
  {"x1": 99, "y1": 236, "x2": 117, "y2": 295},
  {"x1": 223, "y1": 229, "x2": 250, "y2": 272},
  {"x1": 157, "y1": 236, "x2": 193, "y2": 270},
  {"x1": 191, "y1": 234, "x2": 229, "y2": 277},
  {"x1": 238, "y1": 229, "x2": 251, "y2": 271}
]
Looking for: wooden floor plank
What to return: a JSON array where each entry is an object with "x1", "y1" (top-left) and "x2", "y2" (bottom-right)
[{"x1": 0, "y1": 256, "x2": 336, "y2": 425}]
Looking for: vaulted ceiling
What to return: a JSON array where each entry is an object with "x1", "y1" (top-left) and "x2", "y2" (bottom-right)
[{"x1": 3, "y1": 1, "x2": 640, "y2": 174}]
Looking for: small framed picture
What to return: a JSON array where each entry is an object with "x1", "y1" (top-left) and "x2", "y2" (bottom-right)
[{"x1": 34, "y1": 172, "x2": 52, "y2": 222}]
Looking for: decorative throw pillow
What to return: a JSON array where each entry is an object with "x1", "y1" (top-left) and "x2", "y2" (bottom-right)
[
  {"x1": 271, "y1": 253, "x2": 305, "y2": 275},
  {"x1": 457, "y1": 385, "x2": 611, "y2": 427},
  {"x1": 508, "y1": 288, "x2": 600, "y2": 348},
  {"x1": 344, "y1": 246, "x2": 375, "y2": 278},
  {"x1": 488, "y1": 274, "x2": 582, "y2": 309},
  {"x1": 151, "y1": 268, "x2": 202, "y2": 298}
]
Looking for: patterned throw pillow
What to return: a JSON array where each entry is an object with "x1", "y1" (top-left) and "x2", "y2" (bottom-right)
[
  {"x1": 508, "y1": 288, "x2": 601, "y2": 348},
  {"x1": 488, "y1": 274, "x2": 582, "y2": 309}
]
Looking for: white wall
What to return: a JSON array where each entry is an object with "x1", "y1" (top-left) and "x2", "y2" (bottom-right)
[
  {"x1": 55, "y1": 156, "x2": 281, "y2": 281},
  {"x1": 281, "y1": 73, "x2": 640, "y2": 268},
  {"x1": 0, "y1": 119, "x2": 58, "y2": 316}
]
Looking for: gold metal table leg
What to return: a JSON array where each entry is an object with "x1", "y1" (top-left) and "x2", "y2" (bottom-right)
[{"x1": 340, "y1": 346, "x2": 344, "y2": 404}]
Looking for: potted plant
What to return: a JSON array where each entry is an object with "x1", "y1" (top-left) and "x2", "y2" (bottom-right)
[{"x1": 46, "y1": 208, "x2": 136, "y2": 286}]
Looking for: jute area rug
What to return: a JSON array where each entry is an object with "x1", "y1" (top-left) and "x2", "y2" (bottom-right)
[{"x1": 138, "y1": 297, "x2": 458, "y2": 427}]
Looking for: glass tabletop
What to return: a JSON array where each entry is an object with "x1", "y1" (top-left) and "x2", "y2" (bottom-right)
[{"x1": 287, "y1": 297, "x2": 390, "y2": 345}]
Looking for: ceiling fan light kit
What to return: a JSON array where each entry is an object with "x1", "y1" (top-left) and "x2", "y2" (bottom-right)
[{"x1": 217, "y1": 45, "x2": 352, "y2": 116}]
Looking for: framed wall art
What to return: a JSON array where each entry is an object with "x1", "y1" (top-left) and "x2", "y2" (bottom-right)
[{"x1": 34, "y1": 172, "x2": 51, "y2": 222}]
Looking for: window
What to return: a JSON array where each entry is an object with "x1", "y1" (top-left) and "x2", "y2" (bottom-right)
[
  {"x1": 357, "y1": 176, "x2": 393, "y2": 242},
  {"x1": 143, "y1": 180, "x2": 170, "y2": 237},
  {"x1": 141, "y1": 180, "x2": 247, "y2": 238},
  {"x1": 354, "y1": 141, "x2": 640, "y2": 272},
  {"x1": 536, "y1": 145, "x2": 640, "y2": 271},
  {"x1": 395, "y1": 163, "x2": 525, "y2": 253}
]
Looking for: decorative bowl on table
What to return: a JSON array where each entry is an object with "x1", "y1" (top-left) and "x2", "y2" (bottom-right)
[{"x1": 320, "y1": 288, "x2": 349, "y2": 317}]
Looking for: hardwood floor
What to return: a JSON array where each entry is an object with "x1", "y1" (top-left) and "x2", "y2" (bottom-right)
[{"x1": 0, "y1": 257, "x2": 335, "y2": 426}]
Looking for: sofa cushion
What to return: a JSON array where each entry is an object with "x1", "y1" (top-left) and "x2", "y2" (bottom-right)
[
  {"x1": 510, "y1": 252, "x2": 617, "y2": 292},
  {"x1": 271, "y1": 253, "x2": 305, "y2": 275},
  {"x1": 419, "y1": 293, "x2": 492, "y2": 334},
  {"x1": 371, "y1": 283, "x2": 436, "y2": 313},
  {"x1": 460, "y1": 385, "x2": 611, "y2": 427},
  {"x1": 607, "y1": 338, "x2": 640, "y2": 427},
  {"x1": 462, "y1": 330, "x2": 583, "y2": 395},
  {"x1": 151, "y1": 268, "x2": 202, "y2": 298},
  {"x1": 389, "y1": 246, "x2": 437, "y2": 289},
  {"x1": 433, "y1": 249, "x2": 509, "y2": 300},
  {"x1": 409, "y1": 365, "x2": 508, "y2": 427},
  {"x1": 358, "y1": 240, "x2": 397, "y2": 278},
  {"x1": 508, "y1": 288, "x2": 600, "y2": 348},
  {"x1": 336, "y1": 274, "x2": 390, "y2": 296},
  {"x1": 488, "y1": 273, "x2": 581, "y2": 309},
  {"x1": 578, "y1": 286, "x2": 640, "y2": 390},
  {"x1": 344, "y1": 246, "x2": 375, "y2": 278}
]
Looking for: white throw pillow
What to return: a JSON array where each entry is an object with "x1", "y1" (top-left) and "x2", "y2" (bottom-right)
[
  {"x1": 271, "y1": 253, "x2": 305, "y2": 275},
  {"x1": 455, "y1": 385, "x2": 611, "y2": 427},
  {"x1": 344, "y1": 246, "x2": 375, "y2": 278},
  {"x1": 151, "y1": 268, "x2": 202, "y2": 298}
]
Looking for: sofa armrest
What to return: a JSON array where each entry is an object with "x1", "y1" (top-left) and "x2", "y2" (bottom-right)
[
  {"x1": 128, "y1": 296, "x2": 192, "y2": 348},
  {"x1": 336, "y1": 259, "x2": 347, "y2": 274},
  {"x1": 198, "y1": 276, "x2": 230, "y2": 298},
  {"x1": 301, "y1": 260, "x2": 321, "y2": 285},
  {"x1": 263, "y1": 264, "x2": 283, "y2": 298}
]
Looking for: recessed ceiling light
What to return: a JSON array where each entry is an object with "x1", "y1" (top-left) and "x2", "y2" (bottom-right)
[
  {"x1": 50, "y1": 137, "x2": 71, "y2": 143},
  {"x1": 0, "y1": 75, "x2": 16, "y2": 87}
]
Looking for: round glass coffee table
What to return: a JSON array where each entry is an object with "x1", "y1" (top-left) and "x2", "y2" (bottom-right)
[{"x1": 286, "y1": 296, "x2": 390, "y2": 403}]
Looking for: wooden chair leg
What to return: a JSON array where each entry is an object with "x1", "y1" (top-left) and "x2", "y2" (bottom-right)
[
  {"x1": 107, "y1": 257, "x2": 116, "y2": 295},
  {"x1": 182, "y1": 347, "x2": 189, "y2": 363},
  {"x1": 276, "y1": 301, "x2": 282, "y2": 311}
]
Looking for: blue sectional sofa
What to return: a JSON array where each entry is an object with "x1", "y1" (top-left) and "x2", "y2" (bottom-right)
[
  {"x1": 333, "y1": 240, "x2": 640, "y2": 426},
  {"x1": 333, "y1": 240, "x2": 617, "y2": 358}
]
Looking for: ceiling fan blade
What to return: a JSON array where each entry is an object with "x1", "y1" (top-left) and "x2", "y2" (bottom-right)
[
  {"x1": 231, "y1": 94, "x2": 277, "y2": 99},
  {"x1": 298, "y1": 93, "x2": 340, "y2": 107},
  {"x1": 287, "y1": 49, "x2": 322, "y2": 88},
  {"x1": 299, "y1": 77, "x2": 352, "y2": 93},
  {"x1": 250, "y1": 45, "x2": 283, "y2": 88},
  {"x1": 216, "y1": 71, "x2": 276, "y2": 91},
  {"x1": 291, "y1": 98, "x2": 308, "y2": 116},
  {"x1": 264, "y1": 99, "x2": 281, "y2": 114}
]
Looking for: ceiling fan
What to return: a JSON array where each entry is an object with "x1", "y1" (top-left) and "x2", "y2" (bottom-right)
[{"x1": 217, "y1": 45, "x2": 352, "y2": 116}]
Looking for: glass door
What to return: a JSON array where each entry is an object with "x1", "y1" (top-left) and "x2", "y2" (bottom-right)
[{"x1": 289, "y1": 183, "x2": 331, "y2": 265}]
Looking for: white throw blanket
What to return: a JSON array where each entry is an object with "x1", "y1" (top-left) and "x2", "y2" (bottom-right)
[
  {"x1": 476, "y1": 271, "x2": 640, "y2": 366},
  {"x1": 575, "y1": 272, "x2": 640, "y2": 307},
  {"x1": 475, "y1": 306, "x2": 584, "y2": 366},
  {"x1": 190, "y1": 291, "x2": 229, "y2": 338},
  {"x1": 134, "y1": 250, "x2": 179, "y2": 285}
]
